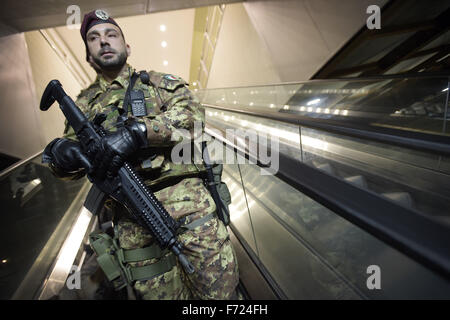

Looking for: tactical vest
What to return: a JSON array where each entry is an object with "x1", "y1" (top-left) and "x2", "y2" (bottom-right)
[
  {"x1": 70, "y1": 69, "x2": 208, "y2": 189},
  {"x1": 131, "y1": 70, "x2": 208, "y2": 189}
]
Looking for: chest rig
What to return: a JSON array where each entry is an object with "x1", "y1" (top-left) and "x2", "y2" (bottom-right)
[{"x1": 117, "y1": 70, "x2": 164, "y2": 122}]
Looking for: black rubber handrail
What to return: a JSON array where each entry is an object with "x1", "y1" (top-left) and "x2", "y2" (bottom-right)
[
  {"x1": 203, "y1": 103, "x2": 450, "y2": 157},
  {"x1": 277, "y1": 151, "x2": 450, "y2": 281}
]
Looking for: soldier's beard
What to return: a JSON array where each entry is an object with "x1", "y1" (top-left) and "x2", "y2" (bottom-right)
[{"x1": 92, "y1": 49, "x2": 127, "y2": 72}]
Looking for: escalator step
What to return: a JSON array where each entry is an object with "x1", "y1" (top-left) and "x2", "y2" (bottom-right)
[
  {"x1": 344, "y1": 175, "x2": 368, "y2": 189},
  {"x1": 382, "y1": 192, "x2": 414, "y2": 208},
  {"x1": 312, "y1": 161, "x2": 335, "y2": 175}
]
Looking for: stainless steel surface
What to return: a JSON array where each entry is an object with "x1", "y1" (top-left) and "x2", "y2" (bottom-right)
[
  {"x1": 238, "y1": 162, "x2": 450, "y2": 299},
  {"x1": 11, "y1": 180, "x2": 92, "y2": 300},
  {"x1": 223, "y1": 166, "x2": 258, "y2": 254},
  {"x1": 229, "y1": 225, "x2": 280, "y2": 300},
  {"x1": 37, "y1": 203, "x2": 94, "y2": 300},
  {"x1": 240, "y1": 169, "x2": 362, "y2": 299}
]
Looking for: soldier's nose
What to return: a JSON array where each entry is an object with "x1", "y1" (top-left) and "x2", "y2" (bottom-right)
[{"x1": 100, "y1": 37, "x2": 110, "y2": 47}]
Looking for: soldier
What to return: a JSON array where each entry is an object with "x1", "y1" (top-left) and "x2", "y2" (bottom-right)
[{"x1": 43, "y1": 9, "x2": 240, "y2": 300}]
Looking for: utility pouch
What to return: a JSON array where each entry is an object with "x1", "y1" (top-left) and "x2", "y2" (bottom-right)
[
  {"x1": 212, "y1": 164, "x2": 231, "y2": 206},
  {"x1": 202, "y1": 142, "x2": 232, "y2": 226},
  {"x1": 89, "y1": 231, "x2": 128, "y2": 290},
  {"x1": 89, "y1": 230, "x2": 178, "y2": 289}
]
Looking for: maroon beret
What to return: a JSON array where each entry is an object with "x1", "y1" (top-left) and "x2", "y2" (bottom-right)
[{"x1": 80, "y1": 9, "x2": 123, "y2": 60}]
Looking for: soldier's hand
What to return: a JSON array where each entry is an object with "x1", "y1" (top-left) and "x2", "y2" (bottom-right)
[
  {"x1": 43, "y1": 138, "x2": 91, "y2": 173},
  {"x1": 89, "y1": 120, "x2": 148, "y2": 179}
]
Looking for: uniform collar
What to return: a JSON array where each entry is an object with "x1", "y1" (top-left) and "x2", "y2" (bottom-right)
[{"x1": 96, "y1": 64, "x2": 135, "y2": 91}]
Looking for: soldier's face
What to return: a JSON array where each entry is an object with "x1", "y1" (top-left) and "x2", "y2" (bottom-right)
[{"x1": 86, "y1": 23, "x2": 130, "y2": 71}]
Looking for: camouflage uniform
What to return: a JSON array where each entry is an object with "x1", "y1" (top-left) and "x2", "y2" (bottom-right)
[{"x1": 61, "y1": 65, "x2": 240, "y2": 300}]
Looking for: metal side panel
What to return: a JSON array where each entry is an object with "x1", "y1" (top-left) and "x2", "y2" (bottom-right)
[
  {"x1": 11, "y1": 181, "x2": 93, "y2": 300},
  {"x1": 238, "y1": 162, "x2": 450, "y2": 299},
  {"x1": 223, "y1": 165, "x2": 258, "y2": 254}
]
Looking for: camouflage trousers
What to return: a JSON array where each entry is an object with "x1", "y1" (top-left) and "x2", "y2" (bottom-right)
[{"x1": 115, "y1": 177, "x2": 240, "y2": 300}]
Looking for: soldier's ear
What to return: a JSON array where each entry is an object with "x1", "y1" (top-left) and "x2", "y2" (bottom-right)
[
  {"x1": 126, "y1": 44, "x2": 131, "y2": 57},
  {"x1": 88, "y1": 54, "x2": 101, "y2": 72},
  {"x1": 87, "y1": 54, "x2": 95, "y2": 67}
]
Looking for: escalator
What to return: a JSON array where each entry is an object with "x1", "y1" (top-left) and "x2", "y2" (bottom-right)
[
  {"x1": 199, "y1": 73, "x2": 450, "y2": 299},
  {"x1": 0, "y1": 153, "x2": 92, "y2": 300},
  {"x1": 1, "y1": 74, "x2": 449, "y2": 300}
]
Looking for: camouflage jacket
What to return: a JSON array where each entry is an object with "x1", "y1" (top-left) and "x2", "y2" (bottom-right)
[{"x1": 62, "y1": 64, "x2": 206, "y2": 187}]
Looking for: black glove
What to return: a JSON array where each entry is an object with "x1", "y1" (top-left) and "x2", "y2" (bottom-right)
[
  {"x1": 43, "y1": 138, "x2": 91, "y2": 173},
  {"x1": 89, "y1": 120, "x2": 148, "y2": 179}
]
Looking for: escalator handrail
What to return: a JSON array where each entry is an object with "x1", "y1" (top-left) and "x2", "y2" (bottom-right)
[
  {"x1": 197, "y1": 72, "x2": 450, "y2": 90},
  {"x1": 203, "y1": 103, "x2": 450, "y2": 156}
]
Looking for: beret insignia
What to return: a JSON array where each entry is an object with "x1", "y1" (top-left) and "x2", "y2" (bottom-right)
[{"x1": 95, "y1": 9, "x2": 109, "y2": 20}]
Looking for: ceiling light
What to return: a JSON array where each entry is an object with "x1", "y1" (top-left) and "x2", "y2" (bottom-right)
[
  {"x1": 160, "y1": 25, "x2": 166, "y2": 32},
  {"x1": 161, "y1": 41, "x2": 167, "y2": 48},
  {"x1": 163, "y1": 60, "x2": 168, "y2": 66}
]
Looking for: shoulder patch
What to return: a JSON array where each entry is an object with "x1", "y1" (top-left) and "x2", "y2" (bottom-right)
[
  {"x1": 147, "y1": 71, "x2": 187, "y2": 91},
  {"x1": 159, "y1": 73, "x2": 187, "y2": 91},
  {"x1": 164, "y1": 74, "x2": 179, "y2": 81}
]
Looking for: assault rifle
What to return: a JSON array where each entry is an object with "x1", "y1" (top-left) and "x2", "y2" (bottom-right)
[{"x1": 40, "y1": 80, "x2": 195, "y2": 274}]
